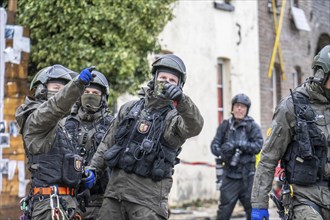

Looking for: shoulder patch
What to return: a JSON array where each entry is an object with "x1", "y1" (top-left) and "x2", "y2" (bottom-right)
[{"x1": 266, "y1": 128, "x2": 272, "y2": 137}]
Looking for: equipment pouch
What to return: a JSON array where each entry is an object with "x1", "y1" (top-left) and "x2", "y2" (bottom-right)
[
  {"x1": 62, "y1": 154, "x2": 83, "y2": 187},
  {"x1": 291, "y1": 156, "x2": 319, "y2": 185},
  {"x1": 134, "y1": 150, "x2": 157, "y2": 177},
  {"x1": 296, "y1": 121, "x2": 313, "y2": 159},
  {"x1": 118, "y1": 142, "x2": 139, "y2": 173},
  {"x1": 115, "y1": 117, "x2": 134, "y2": 144},
  {"x1": 104, "y1": 144, "x2": 124, "y2": 168},
  {"x1": 162, "y1": 145, "x2": 177, "y2": 177},
  {"x1": 151, "y1": 158, "x2": 166, "y2": 181}
]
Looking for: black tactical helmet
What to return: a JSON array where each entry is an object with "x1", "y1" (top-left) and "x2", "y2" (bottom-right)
[
  {"x1": 90, "y1": 70, "x2": 110, "y2": 97},
  {"x1": 151, "y1": 54, "x2": 186, "y2": 88},
  {"x1": 30, "y1": 64, "x2": 77, "y2": 100},
  {"x1": 30, "y1": 64, "x2": 76, "y2": 90},
  {"x1": 231, "y1": 93, "x2": 251, "y2": 112},
  {"x1": 312, "y1": 45, "x2": 330, "y2": 84}
]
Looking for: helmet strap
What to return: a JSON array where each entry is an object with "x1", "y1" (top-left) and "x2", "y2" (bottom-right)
[
  {"x1": 101, "y1": 94, "x2": 109, "y2": 109},
  {"x1": 313, "y1": 69, "x2": 325, "y2": 84},
  {"x1": 153, "y1": 70, "x2": 159, "y2": 94},
  {"x1": 34, "y1": 84, "x2": 47, "y2": 101}
]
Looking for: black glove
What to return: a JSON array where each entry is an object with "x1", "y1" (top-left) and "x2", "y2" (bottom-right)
[
  {"x1": 147, "y1": 80, "x2": 155, "y2": 90},
  {"x1": 211, "y1": 144, "x2": 221, "y2": 157},
  {"x1": 77, "y1": 189, "x2": 91, "y2": 213},
  {"x1": 221, "y1": 142, "x2": 235, "y2": 160},
  {"x1": 211, "y1": 142, "x2": 235, "y2": 162},
  {"x1": 235, "y1": 140, "x2": 248, "y2": 151},
  {"x1": 162, "y1": 83, "x2": 183, "y2": 101}
]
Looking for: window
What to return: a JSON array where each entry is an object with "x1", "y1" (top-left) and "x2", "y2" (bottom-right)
[
  {"x1": 214, "y1": 0, "x2": 235, "y2": 12},
  {"x1": 293, "y1": 0, "x2": 299, "y2": 7},
  {"x1": 267, "y1": 0, "x2": 281, "y2": 15},
  {"x1": 315, "y1": 33, "x2": 330, "y2": 56},
  {"x1": 292, "y1": 66, "x2": 302, "y2": 89},
  {"x1": 217, "y1": 61, "x2": 224, "y2": 124}
]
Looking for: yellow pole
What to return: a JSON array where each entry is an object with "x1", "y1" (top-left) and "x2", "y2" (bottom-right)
[
  {"x1": 271, "y1": 0, "x2": 286, "y2": 80},
  {"x1": 268, "y1": 0, "x2": 286, "y2": 78}
]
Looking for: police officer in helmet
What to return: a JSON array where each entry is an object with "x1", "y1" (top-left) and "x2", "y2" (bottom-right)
[
  {"x1": 16, "y1": 65, "x2": 96, "y2": 219},
  {"x1": 64, "y1": 70, "x2": 114, "y2": 219},
  {"x1": 251, "y1": 45, "x2": 330, "y2": 220},
  {"x1": 211, "y1": 93, "x2": 263, "y2": 220},
  {"x1": 88, "y1": 54, "x2": 204, "y2": 219}
]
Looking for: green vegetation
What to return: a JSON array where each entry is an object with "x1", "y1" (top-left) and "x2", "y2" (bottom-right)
[{"x1": 16, "y1": 0, "x2": 176, "y2": 104}]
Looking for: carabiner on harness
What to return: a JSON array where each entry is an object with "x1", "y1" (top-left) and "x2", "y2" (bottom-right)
[
  {"x1": 19, "y1": 196, "x2": 31, "y2": 220},
  {"x1": 50, "y1": 186, "x2": 68, "y2": 220}
]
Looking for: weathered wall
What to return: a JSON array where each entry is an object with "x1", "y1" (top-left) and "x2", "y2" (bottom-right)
[
  {"x1": 157, "y1": 0, "x2": 260, "y2": 205},
  {"x1": 0, "y1": 21, "x2": 29, "y2": 220}
]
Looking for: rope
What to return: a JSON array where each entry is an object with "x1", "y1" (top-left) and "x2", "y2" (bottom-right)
[
  {"x1": 180, "y1": 160, "x2": 215, "y2": 168},
  {"x1": 268, "y1": 0, "x2": 287, "y2": 78}
]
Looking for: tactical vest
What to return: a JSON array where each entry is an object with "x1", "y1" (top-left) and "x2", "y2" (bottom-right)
[
  {"x1": 65, "y1": 113, "x2": 114, "y2": 195},
  {"x1": 105, "y1": 99, "x2": 180, "y2": 181},
  {"x1": 65, "y1": 114, "x2": 113, "y2": 162},
  {"x1": 281, "y1": 92, "x2": 328, "y2": 186},
  {"x1": 28, "y1": 126, "x2": 83, "y2": 188}
]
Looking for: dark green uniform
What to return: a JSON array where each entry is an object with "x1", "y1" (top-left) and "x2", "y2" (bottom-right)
[
  {"x1": 16, "y1": 78, "x2": 86, "y2": 219},
  {"x1": 251, "y1": 82, "x2": 330, "y2": 220},
  {"x1": 89, "y1": 86, "x2": 204, "y2": 220},
  {"x1": 65, "y1": 107, "x2": 113, "y2": 219}
]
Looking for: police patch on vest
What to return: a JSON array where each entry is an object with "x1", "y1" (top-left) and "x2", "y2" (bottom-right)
[
  {"x1": 74, "y1": 156, "x2": 83, "y2": 172},
  {"x1": 137, "y1": 120, "x2": 151, "y2": 134}
]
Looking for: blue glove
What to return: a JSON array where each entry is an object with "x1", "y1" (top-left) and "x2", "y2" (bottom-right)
[
  {"x1": 82, "y1": 170, "x2": 95, "y2": 189},
  {"x1": 251, "y1": 208, "x2": 269, "y2": 220},
  {"x1": 79, "y1": 68, "x2": 93, "y2": 85}
]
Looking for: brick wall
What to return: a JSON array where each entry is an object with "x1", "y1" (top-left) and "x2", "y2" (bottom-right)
[{"x1": 258, "y1": 0, "x2": 330, "y2": 134}]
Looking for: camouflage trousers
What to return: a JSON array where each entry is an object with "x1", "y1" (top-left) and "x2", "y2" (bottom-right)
[
  {"x1": 293, "y1": 201, "x2": 330, "y2": 220},
  {"x1": 290, "y1": 181, "x2": 330, "y2": 220},
  {"x1": 80, "y1": 206, "x2": 101, "y2": 220},
  {"x1": 80, "y1": 198, "x2": 103, "y2": 220},
  {"x1": 30, "y1": 196, "x2": 80, "y2": 220},
  {"x1": 97, "y1": 197, "x2": 166, "y2": 220}
]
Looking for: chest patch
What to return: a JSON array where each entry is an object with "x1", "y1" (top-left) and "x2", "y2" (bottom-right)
[
  {"x1": 74, "y1": 156, "x2": 83, "y2": 172},
  {"x1": 137, "y1": 120, "x2": 151, "y2": 134}
]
